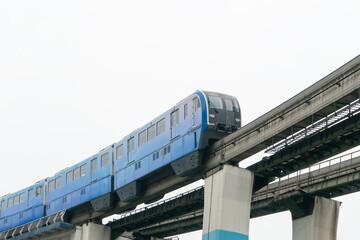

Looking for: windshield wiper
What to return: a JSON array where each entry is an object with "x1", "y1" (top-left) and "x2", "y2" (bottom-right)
[{"x1": 208, "y1": 100, "x2": 219, "y2": 113}]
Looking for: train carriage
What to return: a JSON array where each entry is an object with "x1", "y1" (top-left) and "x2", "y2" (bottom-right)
[
  {"x1": 0, "y1": 180, "x2": 45, "y2": 232},
  {"x1": 45, "y1": 147, "x2": 113, "y2": 215},
  {"x1": 114, "y1": 91, "x2": 241, "y2": 202}
]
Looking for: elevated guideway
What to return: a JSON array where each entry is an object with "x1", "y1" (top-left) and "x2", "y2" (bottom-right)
[
  {"x1": 110, "y1": 150, "x2": 360, "y2": 238},
  {"x1": 68, "y1": 55, "x2": 360, "y2": 225}
]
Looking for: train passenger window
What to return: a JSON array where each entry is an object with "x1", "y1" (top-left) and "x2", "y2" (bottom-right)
[
  {"x1": 101, "y1": 153, "x2": 109, "y2": 167},
  {"x1": 0, "y1": 200, "x2": 5, "y2": 210},
  {"x1": 55, "y1": 177, "x2": 61, "y2": 190},
  {"x1": 74, "y1": 167, "x2": 80, "y2": 180},
  {"x1": 128, "y1": 137, "x2": 135, "y2": 152},
  {"x1": 36, "y1": 186, "x2": 42, "y2": 196},
  {"x1": 14, "y1": 195, "x2": 19, "y2": 206},
  {"x1": 170, "y1": 110, "x2": 179, "y2": 128},
  {"x1": 184, "y1": 104, "x2": 188, "y2": 119},
  {"x1": 147, "y1": 125, "x2": 155, "y2": 141},
  {"x1": 208, "y1": 96, "x2": 223, "y2": 110},
  {"x1": 20, "y1": 193, "x2": 25, "y2": 203},
  {"x1": 80, "y1": 164, "x2": 87, "y2": 176},
  {"x1": 91, "y1": 158, "x2": 97, "y2": 172},
  {"x1": 116, "y1": 145, "x2": 123, "y2": 159},
  {"x1": 138, "y1": 130, "x2": 146, "y2": 146},
  {"x1": 66, "y1": 171, "x2": 73, "y2": 184},
  {"x1": 8, "y1": 197, "x2": 13, "y2": 208},
  {"x1": 156, "y1": 118, "x2": 165, "y2": 136},
  {"x1": 48, "y1": 180, "x2": 55, "y2": 193},
  {"x1": 28, "y1": 189, "x2": 34, "y2": 200},
  {"x1": 224, "y1": 98, "x2": 233, "y2": 111}
]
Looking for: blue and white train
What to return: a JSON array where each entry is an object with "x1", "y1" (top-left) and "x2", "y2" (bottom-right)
[{"x1": 0, "y1": 91, "x2": 241, "y2": 232}]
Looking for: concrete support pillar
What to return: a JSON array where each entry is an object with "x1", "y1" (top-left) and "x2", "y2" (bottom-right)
[
  {"x1": 82, "y1": 222, "x2": 111, "y2": 240},
  {"x1": 202, "y1": 165, "x2": 254, "y2": 240},
  {"x1": 292, "y1": 196, "x2": 341, "y2": 240},
  {"x1": 70, "y1": 226, "x2": 83, "y2": 240}
]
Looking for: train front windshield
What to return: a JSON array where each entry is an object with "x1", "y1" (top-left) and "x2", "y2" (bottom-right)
[
  {"x1": 206, "y1": 92, "x2": 241, "y2": 132},
  {"x1": 207, "y1": 95, "x2": 240, "y2": 113}
]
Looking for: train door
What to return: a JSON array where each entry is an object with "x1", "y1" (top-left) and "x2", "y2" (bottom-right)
[
  {"x1": 127, "y1": 137, "x2": 135, "y2": 163},
  {"x1": 170, "y1": 109, "x2": 179, "y2": 139},
  {"x1": 90, "y1": 157, "x2": 98, "y2": 181}
]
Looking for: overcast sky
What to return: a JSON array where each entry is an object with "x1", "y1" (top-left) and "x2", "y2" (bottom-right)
[{"x1": 1, "y1": 1, "x2": 360, "y2": 239}]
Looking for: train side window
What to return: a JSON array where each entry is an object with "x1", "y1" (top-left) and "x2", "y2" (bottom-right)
[
  {"x1": 1, "y1": 200, "x2": 5, "y2": 210},
  {"x1": 147, "y1": 125, "x2": 155, "y2": 141},
  {"x1": 156, "y1": 118, "x2": 165, "y2": 136},
  {"x1": 184, "y1": 104, "x2": 188, "y2": 119},
  {"x1": 8, "y1": 197, "x2": 13, "y2": 208},
  {"x1": 28, "y1": 189, "x2": 34, "y2": 200},
  {"x1": 170, "y1": 109, "x2": 179, "y2": 128},
  {"x1": 74, "y1": 168, "x2": 80, "y2": 180},
  {"x1": 48, "y1": 180, "x2": 55, "y2": 193},
  {"x1": 55, "y1": 177, "x2": 61, "y2": 190},
  {"x1": 80, "y1": 164, "x2": 87, "y2": 176},
  {"x1": 138, "y1": 130, "x2": 146, "y2": 146},
  {"x1": 128, "y1": 137, "x2": 135, "y2": 153},
  {"x1": 233, "y1": 99, "x2": 240, "y2": 112},
  {"x1": 101, "y1": 153, "x2": 109, "y2": 167},
  {"x1": 14, "y1": 195, "x2": 19, "y2": 206},
  {"x1": 66, "y1": 171, "x2": 73, "y2": 183},
  {"x1": 91, "y1": 158, "x2": 97, "y2": 172},
  {"x1": 20, "y1": 193, "x2": 25, "y2": 203},
  {"x1": 36, "y1": 186, "x2": 42, "y2": 196},
  {"x1": 116, "y1": 145, "x2": 123, "y2": 159}
]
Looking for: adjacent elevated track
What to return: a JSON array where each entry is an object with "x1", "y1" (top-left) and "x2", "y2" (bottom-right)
[{"x1": 109, "y1": 150, "x2": 360, "y2": 238}]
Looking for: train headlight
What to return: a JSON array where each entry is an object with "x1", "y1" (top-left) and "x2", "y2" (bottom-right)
[
  {"x1": 235, "y1": 118, "x2": 241, "y2": 122},
  {"x1": 209, "y1": 114, "x2": 215, "y2": 118}
]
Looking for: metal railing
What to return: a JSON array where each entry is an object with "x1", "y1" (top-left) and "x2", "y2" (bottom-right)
[
  {"x1": 253, "y1": 149, "x2": 360, "y2": 201},
  {"x1": 0, "y1": 210, "x2": 66, "y2": 240},
  {"x1": 266, "y1": 98, "x2": 360, "y2": 154},
  {"x1": 108, "y1": 186, "x2": 204, "y2": 224}
]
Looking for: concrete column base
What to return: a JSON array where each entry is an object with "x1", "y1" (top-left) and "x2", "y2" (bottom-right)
[
  {"x1": 292, "y1": 196, "x2": 341, "y2": 240},
  {"x1": 69, "y1": 226, "x2": 83, "y2": 240},
  {"x1": 202, "y1": 165, "x2": 254, "y2": 240},
  {"x1": 82, "y1": 222, "x2": 111, "y2": 240}
]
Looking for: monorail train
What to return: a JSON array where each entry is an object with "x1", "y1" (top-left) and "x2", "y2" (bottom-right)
[{"x1": 0, "y1": 91, "x2": 241, "y2": 232}]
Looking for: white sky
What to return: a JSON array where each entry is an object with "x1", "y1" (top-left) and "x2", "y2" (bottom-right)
[{"x1": 1, "y1": 0, "x2": 360, "y2": 239}]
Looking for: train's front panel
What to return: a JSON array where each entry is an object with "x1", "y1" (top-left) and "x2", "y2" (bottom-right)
[{"x1": 204, "y1": 91, "x2": 241, "y2": 132}]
